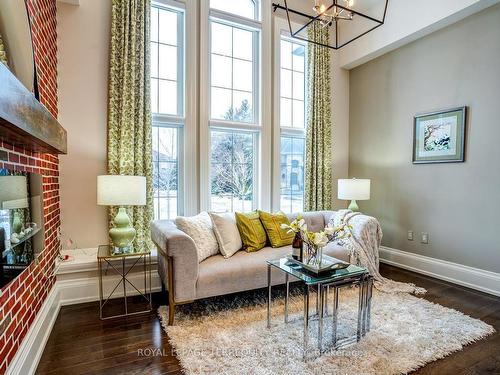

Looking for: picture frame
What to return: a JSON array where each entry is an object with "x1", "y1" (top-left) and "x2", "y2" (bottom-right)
[{"x1": 413, "y1": 106, "x2": 467, "y2": 164}]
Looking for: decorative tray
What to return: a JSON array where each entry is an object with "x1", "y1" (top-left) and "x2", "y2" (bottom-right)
[{"x1": 287, "y1": 254, "x2": 350, "y2": 275}]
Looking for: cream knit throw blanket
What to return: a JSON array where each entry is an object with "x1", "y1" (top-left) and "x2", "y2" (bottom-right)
[{"x1": 332, "y1": 209, "x2": 426, "y2": 295}]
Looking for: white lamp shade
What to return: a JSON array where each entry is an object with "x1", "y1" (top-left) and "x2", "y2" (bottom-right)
[
  {"x1": 97, "y1": 175, "x2": 146, "y2": 206},
  {"x1": 0, "y1": 175, "x2": 28, "y2": 208},
  {"x1": 338, "y1": 179, "x2": 371, "y2": 200},
  {"x1": 3, "y1": 198, "x2": 29, "y2": 209}
]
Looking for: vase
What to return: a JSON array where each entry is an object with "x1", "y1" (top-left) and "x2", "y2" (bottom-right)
[{"x1": 304, "y1": 243, "x2": 324, "y2": 266}]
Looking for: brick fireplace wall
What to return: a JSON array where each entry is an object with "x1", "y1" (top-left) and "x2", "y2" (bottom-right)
[{"x1": 0, "y1": 0, "x2": 59, "y2": 373}]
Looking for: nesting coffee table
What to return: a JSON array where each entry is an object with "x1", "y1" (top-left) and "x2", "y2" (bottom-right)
[{"x1": 266, "y1": 257, "x2": 373, "y2": 357}]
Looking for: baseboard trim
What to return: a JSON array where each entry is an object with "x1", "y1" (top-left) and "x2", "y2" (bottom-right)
[
  {"x1": 6, "y1": 281, "x2": 61, "y2": 375},
  {"x1": 380, "y1": 246, "x2": 500, "y2": 297},
  {"x1": 58, "y1": 272, "x2": 162, "y2": 306},
  {"x1": 7, "y1": 273, "x2": 162, "y2": 374}
]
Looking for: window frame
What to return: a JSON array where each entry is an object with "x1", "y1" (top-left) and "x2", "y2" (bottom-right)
[
  {"x1": 272, "y1": 18, "x2": 308, "y2": 213},
  {"x1": 200, "y1": 0, "x2": 271, "y2": 212},
  {"x1": 208, "y1": 12, "x2": 261, "y2": 128},
  {"x1": 151, "y1": 0, "x2": 187, "y2": 219}
]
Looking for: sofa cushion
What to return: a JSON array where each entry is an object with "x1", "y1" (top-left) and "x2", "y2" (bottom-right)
[
  {"x1": 196, "y1": 242, "x2": 350, "y2": 300},
  {"x1": 175, "y1": 212, "x2": 219, "y2": 262},
  {"x1": 209, "y1": 212, "x2": 242, "y2": 258},
  {"x1": 258, "y1": 210, "x2": 294, "y2": 248},
  {"x1": 235, "y1": 211, "x2": 267, "y2": 252}
]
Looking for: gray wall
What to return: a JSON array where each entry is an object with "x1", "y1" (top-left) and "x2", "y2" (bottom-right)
[{"x1": 349, "y1": 4, "x2": 500, "y2": 273}]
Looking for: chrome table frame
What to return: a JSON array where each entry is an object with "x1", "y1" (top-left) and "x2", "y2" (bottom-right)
[
  {"x1": 98, "y1": 249, "x2": 152, "y2": 320},
  {"x1": 267, "y1": 263, "x2": 373, "y2": 359}
]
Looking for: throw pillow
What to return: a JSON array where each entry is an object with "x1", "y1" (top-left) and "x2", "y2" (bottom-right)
[
  {"x1": 235, "y1": 211, "x2": 268, "y2": 252},
  {"x1": 259, "y1": 210, "x2": 294, "y2": 248},
  {"x1": 209, "y1": 212, "x2": 242, "y2": 258},
  {"x1": 175, "y1": 212, "x2": 219, "y2": 262}
]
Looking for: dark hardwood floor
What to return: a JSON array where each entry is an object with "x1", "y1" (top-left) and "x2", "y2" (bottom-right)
[{"x1": 36, "y1": 264, "x2": 500, "y2": 375}]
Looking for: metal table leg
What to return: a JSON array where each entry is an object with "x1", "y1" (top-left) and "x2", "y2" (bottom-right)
[
  {"x1": 318, "y1": 284, "x2": 326, "y2": 352},
  {"x1": 285, "y1": 273, "x2": 289, "y2": 323},
  {"x1": 357, "y1": 276, "x2": 365, "y2": 341},
  {"x1": 316, "y1": 284, "x2": 322, "y2": 316},
  {"x1": 366, "y1": 276, "x2": 373, "y2": 332},
  {"x1": 267, "y1": 264, "x2": 272, "y2": 328},
  {"x1": 332, "y1": 286, "x2": 338, "y2": 348},
  {"x1": 98, "y1": 258, "x2": 103, "y2": 319},
  {"x1": 325, "y1": 285, "x2": 329, "y2": 317},
  {"x1": 303, "y1": 284, "x2": 310, "y2": 360}
]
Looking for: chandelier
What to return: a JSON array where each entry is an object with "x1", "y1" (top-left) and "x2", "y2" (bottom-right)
[{"x1": 273, "y1": 0, "x2": 389, "y2": 49}]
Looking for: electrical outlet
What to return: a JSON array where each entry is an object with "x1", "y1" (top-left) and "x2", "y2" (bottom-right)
[
  {"x1": 407, "y1": 230, "x2": 414, "y2": 241},
  {"x1": 421, "y1": 232, "x2": 429, "y2": 244}
]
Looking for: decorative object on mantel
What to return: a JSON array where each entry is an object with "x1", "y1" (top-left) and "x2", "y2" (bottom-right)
[
  {"x1": 413, "y1": 106, "x2": 467, "y2": 164},
  {"x1": 97, "y1": 175, "x2": 147, "y2": 254},
  {"x1": 272, "y1": 0, "x2": 389, "y2": 49},
  {"x1": 158, "y1": 286, "x2": 494, "y2": 374},
  {"x1": 338, "y1": 178, "x2": 370, "y2": 212},
  {"x1": 281, "y1": 215, "x2": 351, "y2": 274}
]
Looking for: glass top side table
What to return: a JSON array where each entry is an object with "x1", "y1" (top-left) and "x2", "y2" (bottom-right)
[
  {"x1": 267, "y1": 256, "x2": 373, "y2": 359},
  {"x1": 97, "y1": 244, "x2": 152, "y2": 320}
]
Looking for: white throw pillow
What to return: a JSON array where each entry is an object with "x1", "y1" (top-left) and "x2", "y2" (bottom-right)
[
  {"x1": 175, "y1": 212, "x2": 219, "y2": 262},
  {"x1": 209, "y1": 212, "x2": 242, "y2": 258}
]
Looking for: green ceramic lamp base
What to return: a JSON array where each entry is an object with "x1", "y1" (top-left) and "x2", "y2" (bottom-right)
[
  {"x1": 109, "y1": 207, "x2": 136, "y2": 249},
  {"x1": 12, "y1": 211, "x2": 23, "y2": 234},
  {"x1": 348, "y1": 199, "x2": 360, "y2": 212}
]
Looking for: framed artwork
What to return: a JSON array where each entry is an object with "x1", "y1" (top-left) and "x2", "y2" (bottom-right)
[{"x1": 413, "y1": 107, "x2": 467, "y2": 164}]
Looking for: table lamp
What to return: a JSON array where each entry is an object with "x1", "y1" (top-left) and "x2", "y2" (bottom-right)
[
  {"x1": 338, "y1": 178, "x2": 370, "y2": 212},
  {"x1": 97, "y1": 175, "x2": 146, "y2": 250},
  {"x1": 0, "y1": 175, "x2": 29, "y2": 234}
]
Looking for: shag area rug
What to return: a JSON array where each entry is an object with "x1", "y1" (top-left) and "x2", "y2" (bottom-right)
[{"x1": 158, "y1": 287, "x2": 494, "y2": 375}]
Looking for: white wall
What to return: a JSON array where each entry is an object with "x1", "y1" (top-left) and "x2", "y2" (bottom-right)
[{"x1": 57, "y1": 0, "x2": 111, "y2": 248}]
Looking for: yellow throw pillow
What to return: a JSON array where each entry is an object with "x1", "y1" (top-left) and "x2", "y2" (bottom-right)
[
  {"x1": 258, "y1": 211, "x2": 294, "y2": 248},
  {"x1": 235, "y1": 211, "x2": 268, "y2": 252}
]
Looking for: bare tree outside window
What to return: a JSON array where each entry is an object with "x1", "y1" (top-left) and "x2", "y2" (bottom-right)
[{"x1": 210, "y1": 100, "x2": 254, "y2": 211}]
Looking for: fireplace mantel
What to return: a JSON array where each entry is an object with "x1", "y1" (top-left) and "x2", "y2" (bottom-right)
[{"x1": 0, "y1": 63, "x2": 67, "y2": 154}]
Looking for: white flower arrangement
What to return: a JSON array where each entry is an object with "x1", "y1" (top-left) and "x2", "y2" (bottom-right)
[{"x1": 281, "y1": 214, "x2": 352, "y2": 265}]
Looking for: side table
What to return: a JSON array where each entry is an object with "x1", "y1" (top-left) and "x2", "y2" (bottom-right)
[{"x1": 97, "y1": 244, "x2": 152, "y2": 320}]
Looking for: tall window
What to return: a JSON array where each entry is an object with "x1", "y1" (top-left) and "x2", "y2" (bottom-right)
[
  {"x1": 208, "y1": 1, "x2": 261, "y2": 212},
  {"x1": 151, "y1": 3, "x2": 184, "y2": 219},
  {"x1": 279, "y1": 37, "x2": 306, "y2": 213}
]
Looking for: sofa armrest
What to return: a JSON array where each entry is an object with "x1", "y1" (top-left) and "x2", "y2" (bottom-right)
[{"x1": 151, "y1": 220, "x2": 198, "y2": 302}]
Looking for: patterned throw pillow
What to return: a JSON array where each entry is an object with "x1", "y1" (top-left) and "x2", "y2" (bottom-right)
[
  {"x1": 209, "y1": 212, "x2": 242, "y2": 258},
  {"x1": 175, "y1": 212, "x2": 219, "y2": 262},
  {"x1": 235, "y1": 211, "x2": 268, "y2": 252},
  {"x1": 258, "y1": 211, "x2": 294, "y2": 248}
]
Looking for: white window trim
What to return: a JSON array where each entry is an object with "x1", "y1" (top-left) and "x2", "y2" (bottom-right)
[
  {"x1": 200, "y1": 0, "x2": 271, "y2": 212},
  {"x1": 272, "y1": 17, "x2": 307, "y2": 212},
  {"x1": 152, "y1": 0, "x2": 198, "y2": 217},
  {"x1": 208, "y1": 15, "x2": 261, "y2": 126}
]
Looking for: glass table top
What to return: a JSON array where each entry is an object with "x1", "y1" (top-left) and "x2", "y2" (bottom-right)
[
  {"x1": 97, "y1": 244, "x2": 151, "y2": 259},
  {"x1": 267, "y1": 257, "x2": 367, "y2": 285}
]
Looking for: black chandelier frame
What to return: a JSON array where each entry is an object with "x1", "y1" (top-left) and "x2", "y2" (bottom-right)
[{"x1": 272, "y1": 0, "x2": 389, "y2": 50}]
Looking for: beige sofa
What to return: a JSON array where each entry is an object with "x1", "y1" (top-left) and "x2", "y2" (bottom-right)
[{"x1": 151, "y1": 211, "x2": 353, "y2": 325}]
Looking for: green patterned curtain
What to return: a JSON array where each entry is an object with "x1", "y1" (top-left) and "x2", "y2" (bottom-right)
[
  {"x1": 304, "y1": 23, "x2": 333, "y2": 211},
  {"x1": 0, "y1": 33, "x2": 8, "y2": 66},
  {"x1": 107, "y1": 0, "x2": 153, "y2": 249}
]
